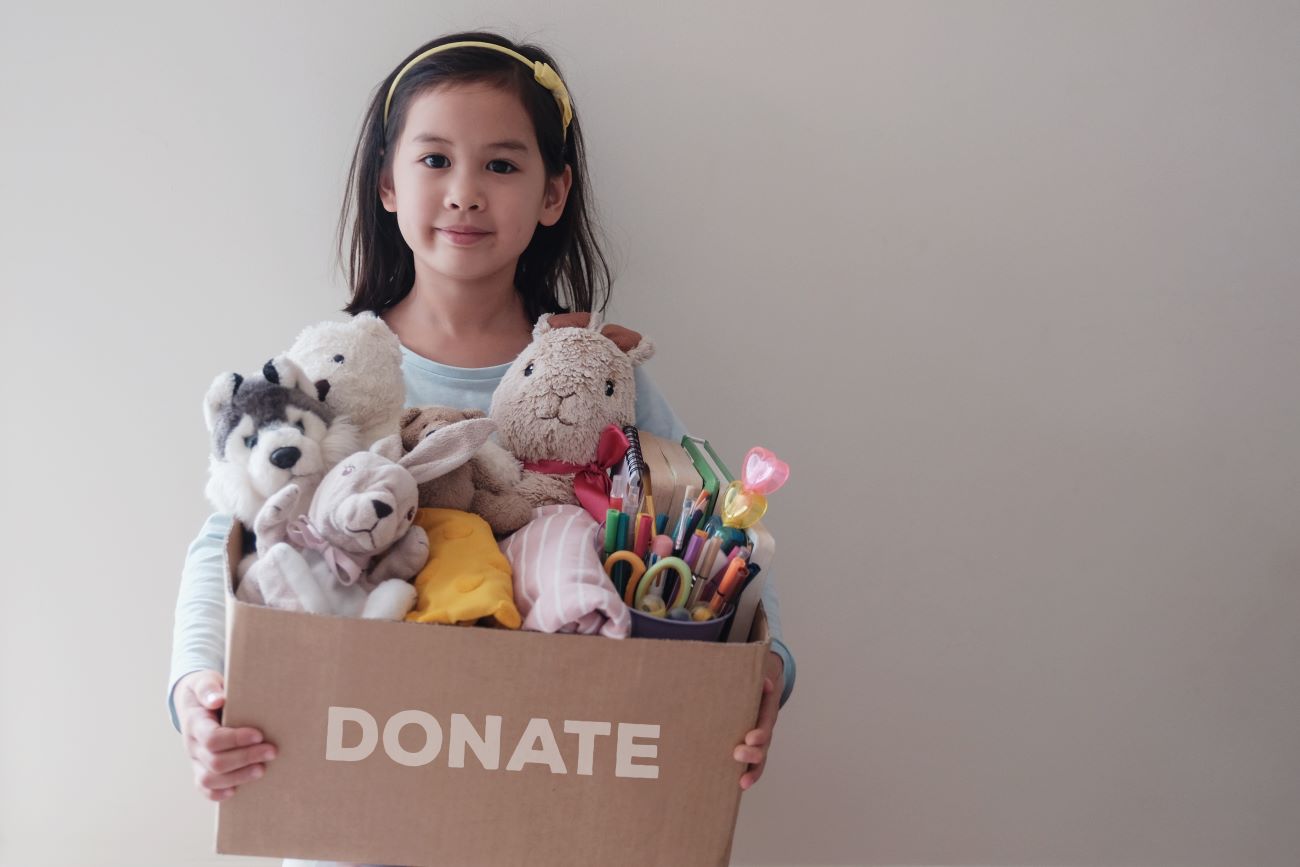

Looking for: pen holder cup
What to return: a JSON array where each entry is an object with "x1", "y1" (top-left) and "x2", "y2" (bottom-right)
[{"x1": 629, "y1": 607, "x2": 734, "y2": 642}]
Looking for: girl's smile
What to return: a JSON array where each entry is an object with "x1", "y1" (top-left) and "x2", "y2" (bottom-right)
[{"x1": 437, "y1": 224, "x2": 493, "y2": 246}]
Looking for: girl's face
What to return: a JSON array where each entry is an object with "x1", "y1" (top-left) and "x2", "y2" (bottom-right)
[{"x1": 379, "y1": 83, "x2": 572, "y2": 293}]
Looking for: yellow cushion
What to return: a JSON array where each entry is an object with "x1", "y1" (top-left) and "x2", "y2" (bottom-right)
[{"x1": 405, "y1": 508, "x2": 521, "y2": 629}]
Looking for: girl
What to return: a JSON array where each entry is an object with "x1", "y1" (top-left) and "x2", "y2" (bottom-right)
[{"x1": 169, "y1": 31, "x2": 795, "y2": 837}]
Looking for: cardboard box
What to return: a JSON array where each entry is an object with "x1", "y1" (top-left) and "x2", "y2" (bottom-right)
[{"x1": 216, "y1": 524, "x2": 771, "y2": 867}]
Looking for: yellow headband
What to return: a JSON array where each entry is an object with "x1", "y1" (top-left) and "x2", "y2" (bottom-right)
[{"x1": 382, "y1": 40, "x2": 573, "y2": 139}]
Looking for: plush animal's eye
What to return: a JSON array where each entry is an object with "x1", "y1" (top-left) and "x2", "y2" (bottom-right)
[
  {"x1": 423, "y1": 428, "x2": 439, "y2": 439},
  {"x1": 605, "y1": 380, "x2": 615, "y2": 396},
  {"x1": 293, "y1": 420, "x2": 306, "y2": 432},
  {"x1": 342, "y1": 465, "x2": 355, "y2": 475},
  {"x1": 244, "y1": 434, "x2": 258, "y2": 449},
  {"x1": 406, "y1": 508, "x2": 415, "y2": 521},
  {"x1": 524, "y1": 362, "x2": 534, "y2": 377},
  {"x1": 333, "y1": 354, "x2": 345, "y2": 363}
]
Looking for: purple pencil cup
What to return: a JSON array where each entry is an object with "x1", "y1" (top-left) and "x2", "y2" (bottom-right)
[{"x1": 629, "y1": 606, "x2": 734, "y2": 642}]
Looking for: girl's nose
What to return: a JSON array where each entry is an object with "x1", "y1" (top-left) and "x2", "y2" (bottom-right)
[{"x1": 445, "y1": 183, "x2": 483, "y2": 211}]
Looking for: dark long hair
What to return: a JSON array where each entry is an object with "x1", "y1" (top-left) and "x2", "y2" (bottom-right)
[{"x1": 339, "y1": 32, "x2": 611, "y2": 321}]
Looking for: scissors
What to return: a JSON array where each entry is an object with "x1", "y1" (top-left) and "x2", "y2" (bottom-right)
[
  {"x1": 602, "y1": 550, "x2": 645, "y2": 597},
  {"x1": 627, "y1": 556, "x2": 693, "y2": 615}
]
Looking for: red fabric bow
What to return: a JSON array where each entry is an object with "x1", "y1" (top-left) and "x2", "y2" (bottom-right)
[{"x1": 524, "y1": 425, "x2": 630, "y2": 522}]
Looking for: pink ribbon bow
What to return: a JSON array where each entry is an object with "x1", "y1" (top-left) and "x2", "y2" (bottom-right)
[
  {"x1": 286, "y1": 515, "x2": 370, "y2": 586},
  {"x1": 524, "y1": 424, "x2": 630, "y2": 522}
]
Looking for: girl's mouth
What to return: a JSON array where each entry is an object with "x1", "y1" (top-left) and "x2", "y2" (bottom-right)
[{"x1": 438, "y1": 228, "x2": 491, "y2": 246}]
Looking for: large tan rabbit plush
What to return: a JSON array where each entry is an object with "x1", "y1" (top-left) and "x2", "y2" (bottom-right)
[{"x1": 489, "y1": 312, "x2": 654, "y2": 519}]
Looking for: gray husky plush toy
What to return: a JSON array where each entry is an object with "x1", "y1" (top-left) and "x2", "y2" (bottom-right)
[
  {"x1": 235, "y1": 421, "x2": 496, "y2": 620},
  {"x1": 203, "y1": 355, "x2": 363, "y2": 530}
]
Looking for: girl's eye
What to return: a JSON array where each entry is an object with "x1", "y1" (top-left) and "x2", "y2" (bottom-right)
[
  {"x1": 605, "y1": 380, "x2": 615, "y2": 397},
  {"x1": 294, "y1": 420, "x2": 306, "y2": 433},
  {"x1": 487, "y1": 160, "x2": 516, "y2": 174},
  {"x1": 422, "y1": 154, "x2": 450, "y2": 169},
  {"x1": 523, "y1": 363, "x2": 534, "y2": 377},
  {"x1": 244, "y1": 434, "x2": 258, "y2": 449}
]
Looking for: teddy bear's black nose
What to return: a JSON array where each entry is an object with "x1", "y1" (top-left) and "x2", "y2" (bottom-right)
[
  {"x1": 269, "y1": 447, "x2": 301, "y2": 469},
  {"x1": 373, "y1": 500, "x2": 393, "y2": 519}
]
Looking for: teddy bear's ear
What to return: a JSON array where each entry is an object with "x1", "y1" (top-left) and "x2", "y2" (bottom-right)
[
  {"x1": 399, "y1": 407, "x2": 423, "y2": 429},
  {"x1": 625, "y1": 335, "x2": 656, "y2": 367},
  {"x1": 203, "y1": 372, "x2": 243, "y2": 431},
  {"x1": 352, "y1": 310, "x2": 398, "y2": 340},
  {"x1": 369, "y1": 434, "x2": 405, "y2": 463},
  {"x1": 532, "y1": 312, "x2": 555, "y2": 338}
]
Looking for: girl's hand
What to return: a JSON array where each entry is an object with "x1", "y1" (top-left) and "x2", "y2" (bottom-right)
[
  {"x1": 175, "y1": 669, "x2": 277, "y2": 801},
  {"x1": 733, "y1": 650, "x2": 784, "y2": 790}
]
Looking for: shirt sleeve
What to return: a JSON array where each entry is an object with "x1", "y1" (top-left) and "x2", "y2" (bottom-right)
[
  {"x1": 634, "y1": 365, "x2": 796, "y2": 707},
  {"x1": 168, "y1": 512, "x2": 232, "y2": 732}
]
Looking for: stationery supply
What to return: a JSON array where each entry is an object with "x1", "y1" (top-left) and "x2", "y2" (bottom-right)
[{"x1": 600, "y1": 433, "x2": 788, "y2": 643}]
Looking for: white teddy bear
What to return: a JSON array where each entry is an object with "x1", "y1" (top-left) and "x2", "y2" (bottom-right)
[{"x1": 286, "y1": 312, "x2": 406, "y2": 447}]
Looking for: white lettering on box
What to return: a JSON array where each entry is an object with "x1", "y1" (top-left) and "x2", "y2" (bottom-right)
[
  {"x1": 616, "y1": 723, "x2": 661, "y2": 779},
  {"x1": 323, "y1": 708, "x2": 661, "y2": 779},
  {"x1": 563, "y1": 720, "x2": 612, "y2": 776},
  {"x1": 506, "y1": 718, "x2": 567, "y2": 774},
  {"x1": 325, "y1": 706, "x2": 378, "y2": 762},
  {"x1": 382, "y1": 710, "x2": 443, "y2": 767},
  {"x1": 449, "y1": 713, "x2": 502, "y2": 770}
]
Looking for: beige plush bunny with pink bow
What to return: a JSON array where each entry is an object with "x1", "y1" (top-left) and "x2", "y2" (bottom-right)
[{"x1": 235, "y1": 419, "x2": 496, "y2": 619}]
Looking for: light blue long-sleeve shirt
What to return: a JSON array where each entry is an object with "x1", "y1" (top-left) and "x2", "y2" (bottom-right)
[{"x1": 169, "y1": 348, "x2": 795, "y2": 729}]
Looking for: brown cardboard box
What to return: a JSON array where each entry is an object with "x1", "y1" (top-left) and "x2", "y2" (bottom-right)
[{"x1": 216, "y1": 523, "x2": 770, "y2": 867}]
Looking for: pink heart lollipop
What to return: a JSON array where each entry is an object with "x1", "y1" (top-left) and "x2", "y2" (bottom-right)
[{"x1": 741, "y1": 447, "x2": 789, "y2": 496}]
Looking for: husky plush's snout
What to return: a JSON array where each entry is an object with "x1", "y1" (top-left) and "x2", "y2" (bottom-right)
[{"x1": 269, "y1": 446, "x2": 301, "y2": 470}]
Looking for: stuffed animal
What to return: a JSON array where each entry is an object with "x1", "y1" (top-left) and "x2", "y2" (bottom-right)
[
  {"x1": 286, "y1": 312, "x2": 405, "y2": 447},
  {"x1": 399, "y1": 406, "x2": 534, "y2": 536},
  {"x1": 203, "y1": 355, "x2": 362, "y2": 531},
  {"x1": 236, "y1": 420, "x2": 496, "y2": 620},
  {"x1": 488, "y1": 312, "x2": 654, "y2": 520},
  {"x1": 405, "y1": 508, "x2": 521, "y2": 628}
]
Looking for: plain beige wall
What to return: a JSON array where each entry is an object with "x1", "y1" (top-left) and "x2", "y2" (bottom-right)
[{"x1": 3, "y1": 1, "x2": 1299, "y2": 865}]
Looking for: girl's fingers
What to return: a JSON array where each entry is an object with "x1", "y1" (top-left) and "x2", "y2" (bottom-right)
[
  {"x1": 198, "y1": 743, "x2": 279, "y2": 776},
  {"x1": 740, "y1": 759, "x2": 766, "y2": 790},
  {"x1": 744, "y1": 728, "x2": 770, "y2": 747},
  {"x1": 733, "y1": 745, "x2": 764, "y2": 765},
  {"x1": 196, "y1": 760, "x2": 267, "y2": 794},
  {"x1": 203, "y1": 725, "x2": 265, "y2": 755}
]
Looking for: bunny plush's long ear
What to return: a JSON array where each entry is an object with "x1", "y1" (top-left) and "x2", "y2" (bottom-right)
[
  {"x1": 626, "y1": 335, "x2": 655, "y2": 367},
  {"x1": 370, "y1": 434, "x2": 405, "y2": 463},
  {"x1": 400, "y1": 417, "x2": 497, "y2": 485},
  {"x1": 532, "y1": 312, "x2": 555, "y2": 339}
]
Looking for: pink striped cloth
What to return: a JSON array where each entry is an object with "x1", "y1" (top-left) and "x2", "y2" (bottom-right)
[{"x1": 498, "y1": 504, "x2": 631, "y2": 638}]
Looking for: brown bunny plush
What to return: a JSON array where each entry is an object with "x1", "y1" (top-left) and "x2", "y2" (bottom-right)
[
  {"x1": 399, "y1": 406, "x2": 534, "y2": 536},
  {"x1": 488, "y1": 312, "x2": 653, "y2": 518}
]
